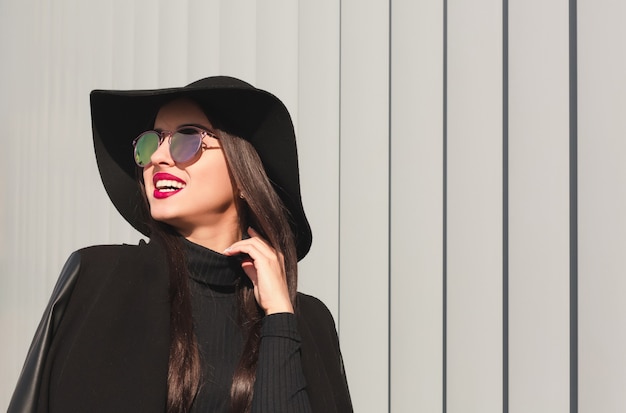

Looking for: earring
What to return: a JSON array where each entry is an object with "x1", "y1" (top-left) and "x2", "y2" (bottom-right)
[{"x1": 239, "y1": 192, "x2": 245, "y2": 199}]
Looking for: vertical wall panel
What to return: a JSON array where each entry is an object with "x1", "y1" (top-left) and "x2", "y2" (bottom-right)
[
  {"x1": 390, "y1": 0, "x2": 444, "y2": 412},
  {"x1": 110, "y1": 0, "x2": 133, "y2": 86},
  {"x1": 297, "y1": 0, "x2": 341, "y2": 317},
  {"x1": 219, "y1": 0, "x2": 257, "y2": 82},
  {"x1": 578, "y1": 1, "x2": 626, "y2": 412},
  {"x1": 0, "y1": 1, "x2": 48, "y2": 406},
  {"x1": 186, "y1": 0, "x2": 221, "y2": 81},
  {"x1": 157, "y1": 0, "x2": 189, "y2": 85},
  {"x1": 509, "y1": 1, "x2": 570, "y2": 412},
  {"x1": 447, "y1": 0, "x2": 503, "y2": 412},
  {"x1": 339, "y1": 1, "x2": 390, "y2": 412},
  {"x1": 133, "y1": 0, "x2": 160, "y2": 88},
  {"x1": 257, "y1": 0, "x2": 299, "y2": 127}
]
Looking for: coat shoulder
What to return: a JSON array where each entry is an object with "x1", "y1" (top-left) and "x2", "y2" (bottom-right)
[
  {"x1": 73, "y1": 240, "x2": 165, "y2": 282},
  {"x1": 295, "y1": 293, "x2": 353, "y2": 412},
  {"x1": 75, "y1": 239, "x2": 155, "y2": 264},
  {"x1": 296, "y1": 292, "x2": 336, "y2": 327}
]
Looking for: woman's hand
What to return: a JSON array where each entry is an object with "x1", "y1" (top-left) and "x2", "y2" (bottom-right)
[{"x1": 223, "y1": 227, "x2": 294, "y2": 315}]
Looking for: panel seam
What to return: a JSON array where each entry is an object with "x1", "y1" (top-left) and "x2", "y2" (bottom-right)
[
  {"x1": 569, "y1": 0, "x2": 579, "y2": 412},
  {"x1": 443, "y1": 0, "x2": 448, "y2": 412},
  {"x1": 387, "y1": 0, "x2": 393, "y2": 412},
  {"x1": 502, "y1": 0, "x2": 510, "y2": 412}
]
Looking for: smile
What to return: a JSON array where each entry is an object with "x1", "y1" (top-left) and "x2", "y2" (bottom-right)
[
  {"x1": 156, "y1": 179, "x2": 186, "y2": 191},
  {"x1": 153, "y1": 172, "x2": 186, "y2": 199}
]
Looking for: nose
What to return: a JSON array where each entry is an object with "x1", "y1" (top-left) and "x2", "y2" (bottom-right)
[{"x1": 149, "y1": 135, "x2": 174, "y2": 165}]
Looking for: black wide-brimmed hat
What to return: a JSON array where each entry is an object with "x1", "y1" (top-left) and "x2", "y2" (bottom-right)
[{"x1": 90, "y1": 75, "x2": 312, "y2": 260}]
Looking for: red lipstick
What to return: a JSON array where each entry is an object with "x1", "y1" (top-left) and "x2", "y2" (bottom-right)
[{"x1": 152, "y1": 172, "x2": 187, "y2": 199}]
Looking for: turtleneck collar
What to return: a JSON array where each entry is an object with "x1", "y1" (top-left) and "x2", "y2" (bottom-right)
[{"x1": 183, "y1": 238, "x2": 243, "y2": 287}]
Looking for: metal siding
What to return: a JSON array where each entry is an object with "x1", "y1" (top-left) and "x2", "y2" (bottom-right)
[
  {"x1": 508, "y1": 1, "x2": 571, "y2": 412},
  {"x1": 339, "y1": 1, "x2": 390, "y2": 412},
  {"x1": 390, "y1": 0, "x2": 444, "y2": 412},
  {"x1": 578, "y1": 1, "x2": 626, "y2": 412},
  {"x1": 297, "y1": 0, "x2": 341, "y2": 318},
  {"x1": 2, "y1": 1, "x2": 626, "y2": 412},
  {"x1": 446, "y1": 0, "x2": 504, "y2": 411}
]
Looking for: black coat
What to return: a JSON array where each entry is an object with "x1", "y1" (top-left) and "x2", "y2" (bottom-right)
[{"x1": 8, "y1": 240, "x2": 352, "y2": 413}]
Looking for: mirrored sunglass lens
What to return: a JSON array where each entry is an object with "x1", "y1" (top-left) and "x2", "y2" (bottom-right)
[
  {"x1": 170, "y1": 131, "x2": 203, "y2": 163},
  {"x1": 134, "y1": 132, "x2": 159, "y2": 166}
]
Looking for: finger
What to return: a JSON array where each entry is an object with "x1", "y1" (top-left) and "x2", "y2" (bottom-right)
[
  {"x1": 223, "y1": 230, "x2": 276, "y2": 263},
  {"x1": 223, "y1": 240, "x2": 277, "y2": 283}
]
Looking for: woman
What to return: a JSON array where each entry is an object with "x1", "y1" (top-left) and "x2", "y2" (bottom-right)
[{"x1": 9, "y1": 76, "x2": 352, "y2": 413}]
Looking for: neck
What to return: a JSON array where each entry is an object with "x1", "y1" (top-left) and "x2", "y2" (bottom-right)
[{"x1": 180, "y1": 223, "x2": 241, "y2": 253}]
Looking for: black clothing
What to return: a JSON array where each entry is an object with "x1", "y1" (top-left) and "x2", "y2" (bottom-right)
[
  {"x1": 184, "y1": 239, "x2": 310, "y2": 412},
  {"x1": 8, "y1": 240, "x2": 352, "y2": 413}
]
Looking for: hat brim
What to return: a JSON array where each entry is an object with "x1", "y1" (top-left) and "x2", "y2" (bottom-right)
[{"x1": 90, "y1": 76, "x2": 312, "y2": 260}]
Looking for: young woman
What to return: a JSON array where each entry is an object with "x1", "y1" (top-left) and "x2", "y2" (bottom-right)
[{"x1": 9, "y1": 76, "x2": 352, "y2": 413}]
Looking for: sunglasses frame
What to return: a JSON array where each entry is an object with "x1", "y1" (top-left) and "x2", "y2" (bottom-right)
[{"x1": 132, "y1": 125, "x2": 219, "y2": 167}]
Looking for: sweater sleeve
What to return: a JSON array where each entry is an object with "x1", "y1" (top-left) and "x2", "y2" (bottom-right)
[{"x1": 251, "y1": 313, "x2": 312, "y2": 413}]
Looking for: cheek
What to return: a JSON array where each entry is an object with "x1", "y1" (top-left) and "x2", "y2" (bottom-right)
[
  {"x1": 196, "y1": 155, "x2": 232, "y2": 190},
  {"x1": 212, "y1": 161, "x2": 235, "y2": 196}
]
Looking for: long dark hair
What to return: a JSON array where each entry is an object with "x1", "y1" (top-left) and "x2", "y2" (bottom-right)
[{"x1": 140, "y1": 120, "x2": 299, "y2": 413}]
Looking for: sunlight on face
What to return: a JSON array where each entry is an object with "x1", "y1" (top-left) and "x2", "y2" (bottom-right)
[{"x1": 142, "y1": 99, "x2": 239, "y2": 241}]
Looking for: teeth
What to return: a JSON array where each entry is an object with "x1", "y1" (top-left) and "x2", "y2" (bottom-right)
[{"x1": 155, "y1": 179, "x2": 186, "y2": 191}]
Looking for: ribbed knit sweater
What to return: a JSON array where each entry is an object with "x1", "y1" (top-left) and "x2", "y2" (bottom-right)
[{"x1": 185, "y1": 240, "x2": 312, "y2": 412}]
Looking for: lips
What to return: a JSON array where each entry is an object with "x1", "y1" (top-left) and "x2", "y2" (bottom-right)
[{"x1": 152, "y1": 172, "x2": 187, "y2": 199}]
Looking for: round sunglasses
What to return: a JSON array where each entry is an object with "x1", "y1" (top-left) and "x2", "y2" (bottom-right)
[{"x1": 132, "y1": 126, "x2": 219, "y2": 167}]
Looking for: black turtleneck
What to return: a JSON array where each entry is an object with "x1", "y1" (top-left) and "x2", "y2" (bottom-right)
[{"x1": 184, "y1": 240, "x2": 312, "y2": 413}]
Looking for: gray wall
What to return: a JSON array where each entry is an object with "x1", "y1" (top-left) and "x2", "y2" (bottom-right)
[{"x1": 1, "y1": 1, "x2": 625, "y2": 412}]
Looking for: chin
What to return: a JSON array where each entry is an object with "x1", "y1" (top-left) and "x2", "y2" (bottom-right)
[{"x1": 149, "y1": 208, "x2": 181, "y2": 226}]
